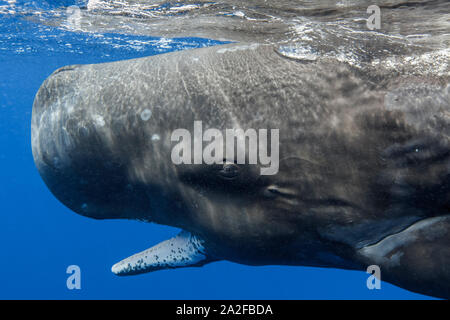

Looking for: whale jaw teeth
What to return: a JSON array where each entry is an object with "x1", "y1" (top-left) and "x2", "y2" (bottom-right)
[{"x1": 111, "y1": 230, "x2": 213, "y2": 276}]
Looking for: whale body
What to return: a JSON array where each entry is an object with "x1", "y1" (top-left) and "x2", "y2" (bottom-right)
[
  {"x1": 31, "y1": 41, "x2": 450, "y2": 298},
  {"x1": 30, "y1": 0, "x2": 450, "y2": 299}
]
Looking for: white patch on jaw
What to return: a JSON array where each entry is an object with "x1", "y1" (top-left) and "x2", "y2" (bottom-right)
[
  {"x1": 93, "y1": 114, "x2": 105, "y2": 127},
  {"x1": 111, "y1": 231, "x2": 207, "y2": 275},
  {"x1": 140, "y1": 109, "x2": 152, "y2": 121},
  {"x1": 151, "y1": 134, "x2": 160, "y2": 141}
]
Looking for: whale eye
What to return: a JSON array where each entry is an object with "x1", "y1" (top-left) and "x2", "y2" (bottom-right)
[{"x1": 219, "y1": 162, "x2": 240, "y2": 179}]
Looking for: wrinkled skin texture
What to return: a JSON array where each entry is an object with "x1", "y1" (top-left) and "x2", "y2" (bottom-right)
[{"x1": 32, "y1": 1, "x2": 450, "y2": 298}]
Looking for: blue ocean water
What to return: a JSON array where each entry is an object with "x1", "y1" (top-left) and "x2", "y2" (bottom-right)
[{"x1": 0, "y1": 0, "x2": 434, "y2": 299}]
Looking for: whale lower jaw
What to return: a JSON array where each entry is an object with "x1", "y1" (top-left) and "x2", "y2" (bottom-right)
[{"x1": 111, "y1": 231, "x2": 213, "y2": 276}]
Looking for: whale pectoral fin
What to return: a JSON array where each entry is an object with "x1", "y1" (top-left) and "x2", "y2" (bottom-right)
[
  {"x1": 111, "y1": 231, "x2": 215, "y2": 276},
  {"x1": 358, "y1": 215, "x2": 450, "y2": 299}
]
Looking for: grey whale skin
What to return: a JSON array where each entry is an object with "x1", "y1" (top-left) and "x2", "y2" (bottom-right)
[{"x1": 32, "y1": 43, "x2": 450, "y2": 299}]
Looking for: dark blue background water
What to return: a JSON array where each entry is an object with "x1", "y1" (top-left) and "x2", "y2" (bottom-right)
[{"x1": 0, "y1": 0, "x2": 433, "y2": 299}]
